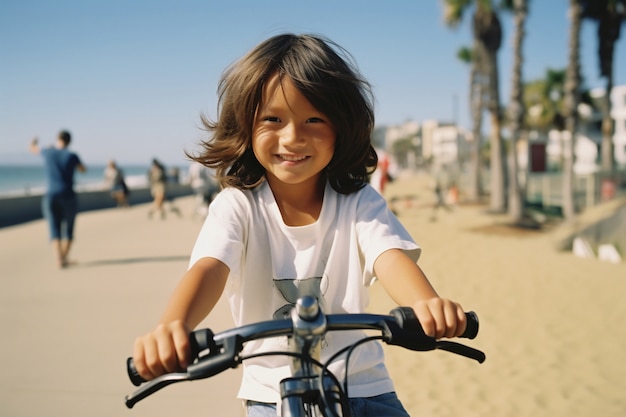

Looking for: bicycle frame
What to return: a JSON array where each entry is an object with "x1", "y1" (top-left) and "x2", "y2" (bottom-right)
[{"x1": 125, "y1": 296, "x2": 485, "y2": 416}]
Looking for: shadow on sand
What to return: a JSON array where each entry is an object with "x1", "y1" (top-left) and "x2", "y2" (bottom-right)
[{"x1": 76, "y1": 255, "x2": 189, "y2": 267}]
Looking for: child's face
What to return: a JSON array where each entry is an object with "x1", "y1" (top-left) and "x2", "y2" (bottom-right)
[{"x1": 252, "y1": 73, "x2": 336, "y2": 193}]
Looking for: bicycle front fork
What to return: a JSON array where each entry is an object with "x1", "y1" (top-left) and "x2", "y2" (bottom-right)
[{"x1": 280, "y1": 375, "x2": 345, "y2": 417}]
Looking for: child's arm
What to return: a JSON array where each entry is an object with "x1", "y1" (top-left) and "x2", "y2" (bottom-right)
[
  {"x1": 374, "y1": 248, "x2": 467, "y2": 339},
  {"x1": 132, "y1": 257, "x2": 229, "y2": 381}
]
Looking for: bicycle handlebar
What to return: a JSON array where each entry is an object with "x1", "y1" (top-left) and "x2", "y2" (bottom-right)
[{"x1": 125, "y1": 308, "x2": 485, "y2": 408}]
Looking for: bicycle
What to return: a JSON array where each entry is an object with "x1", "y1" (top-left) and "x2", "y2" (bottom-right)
[{"x1": 125, "y1": 295, "x2": 485, "y2": 416}]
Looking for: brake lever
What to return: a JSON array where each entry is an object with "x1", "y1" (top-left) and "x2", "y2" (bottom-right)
[
  {"x1": 187, "y1": 334, "x2": 242, "y2": 380},
  {"x1": 125, "y1": 335, "x2": 243, "y2": 409},
  {"x1": 125, "y1": 372, "x2": 189, "y2": 408},
  {"x1": 384, "y1": 308, "x2": 486, "y2": 363},
  {"x1": 436, "y1": 341, "x2": 486, "y2": 363}
]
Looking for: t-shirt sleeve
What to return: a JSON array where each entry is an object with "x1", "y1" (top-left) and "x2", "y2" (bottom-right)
[
  {"x1": 188, "y1": 188, "x2": 248, "y2": 273},
  {"x1": 355, "y1": 186, "x2": 421, "y2": 284}
]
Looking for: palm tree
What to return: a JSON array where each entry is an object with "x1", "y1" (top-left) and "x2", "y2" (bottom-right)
[
  {"x1": 502, "y1": 0, "x2": 529, "y2": 223},
  {"x1": 581, "y1": 0, "x2": 626, "y2": 175},
  {"x1": 562, "y1": 0, "x2": 583, "y2": 220},
  {"x1": 525, "y1": 69, "x2": 567, "y2": 134},
  {"x1": 456, "y1": 45, "x2": 485, "y2": 201},
  {"x1": 443, "y1": 0, "x2": 508, "y2": 212}
]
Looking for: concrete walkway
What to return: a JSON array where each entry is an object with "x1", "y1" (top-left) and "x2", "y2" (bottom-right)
[
  {"x1": 0, "y1": 197, "x2": 243, "y2": 417},
  {"x1": 1, "y1": 174, "x2": 625, "y2": 417}
]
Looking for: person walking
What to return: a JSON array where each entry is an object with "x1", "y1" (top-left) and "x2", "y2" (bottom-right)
[
  {"x1": 104, "y1": 159, "x2": 129, "y2": 207},
  {"x1": 148, "y1": 158, "x2": 181, "y2": 219},
  {"x1": 29, "y1": 130, "x2": 86, "y2": 268},
  {"x1": 188, "y1": 161, "x2": 218, "y2": 219},
  {"x1": 430, "y1": 166, "x2": 453, "y2": 222},
  {"x1": 369, "y1": 147, "x2": 391, "y2": 195},
  {"x1": 147, "y1": 158, "x2": 167, "y2": 219}
]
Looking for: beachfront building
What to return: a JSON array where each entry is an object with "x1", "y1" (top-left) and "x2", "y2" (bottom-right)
[
  {"x1": 522, "y1": 85, "x2": 626, "y2": 174},
  {"x1": 584, "y1": 84, "x2": 626, "y2": 169},
  {"x1": 610, "y1": 85, "x2": 626, "y2": 168},
  {"x1": 522, "y1": 85, "x2": 626, "y2": 210},
  {"x1": 383, "y1": 120, "x2": 420, "y2": 170},
  {"x1": 378, "y1": 119, "x2": 470, "y2": 172},
  {"x1": 420, "y1": 120, "x2": 471, "y2": 172}
]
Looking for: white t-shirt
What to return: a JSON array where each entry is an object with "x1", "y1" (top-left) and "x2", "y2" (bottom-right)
[{"x1": 189, "y1": 181, "x2": 420, "y2": 404}]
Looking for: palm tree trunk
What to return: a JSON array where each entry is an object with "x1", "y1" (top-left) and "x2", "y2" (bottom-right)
[
  {"x1": 597, "y1": 4, "x2": 621, "y2": 175},
  {"x1": 507, "y1": 0, "x2": 527, "y2": 223},
  {"x1": 485, "y1": 51, "x2": 507, "y2": 213},
  {"x1": 563, "y1": 0, "x2": 582, "y2": 221},
  {"x1": 467, "y1": 41, "x2": 485, "y2": 202},
  {"x1": 474, "y1": 6, "x2": 507, "y2": 213}
]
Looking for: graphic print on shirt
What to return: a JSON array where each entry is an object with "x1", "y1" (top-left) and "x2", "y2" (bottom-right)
[{"x1": 272, "y1": 275, "x2": 329, "y2": 320}]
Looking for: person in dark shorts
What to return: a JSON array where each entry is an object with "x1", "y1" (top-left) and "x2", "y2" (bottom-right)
[{"x1": 29, "y1": 130, "x2": 86, "y2": 268}]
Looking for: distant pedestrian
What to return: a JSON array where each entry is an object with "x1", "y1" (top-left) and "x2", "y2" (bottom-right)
[
  {"x1": 188, "y1": 161, "x2": 218, "y2": 219},
  {"x1": 148, "y1": 158, "x2": 180, "y2": 219},
  {"x1": 430, "y1": 168, "x2": 452, "y2": 222},
  {"x1": 148, "y1": 158, "x2": 167, "y2": 219},
  {"x1": 370, "y1": 148, "x2": 391, "y2": 196},
  {"x1": 29, "y1": 130, "x2": 86, "y2": 268},
  {"x1": 104, "y1": 160, "x2": 129, "y2": 207}
]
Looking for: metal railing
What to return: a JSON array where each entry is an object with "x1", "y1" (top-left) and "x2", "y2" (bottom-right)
[{"x1": 525, "y1": 170, "x2": 626, "y2": 211}]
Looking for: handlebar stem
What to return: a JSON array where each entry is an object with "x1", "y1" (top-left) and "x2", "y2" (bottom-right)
[{"x1": 289, "y1": 296, "x2": 327, "y2": 378}]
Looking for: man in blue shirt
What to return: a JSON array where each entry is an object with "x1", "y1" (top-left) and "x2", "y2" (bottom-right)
[{"x1": 30, "y1": 130, "x2": 86, "y2": 268}]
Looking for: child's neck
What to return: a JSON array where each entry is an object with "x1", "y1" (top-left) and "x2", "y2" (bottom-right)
[{"x1": 268, "y1": 178, "x2": 325, "y2": 227}]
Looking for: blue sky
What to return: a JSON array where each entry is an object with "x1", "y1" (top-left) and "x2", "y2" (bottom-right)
[{"x1": 1, "y1": 0, "x2": 625, "y2": 166}]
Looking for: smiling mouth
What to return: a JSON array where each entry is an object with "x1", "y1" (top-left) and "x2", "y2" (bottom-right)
[{"x1": 277, "y1": 154, "x2": 308, "y2": 162}]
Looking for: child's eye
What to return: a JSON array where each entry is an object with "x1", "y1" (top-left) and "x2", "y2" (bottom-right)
[
  {"x1": 263, "y1": 116, "x2": 281, "y2": 122},
  {"x1": 306, "y1": 117, "x2": 324, "y2": 123}
]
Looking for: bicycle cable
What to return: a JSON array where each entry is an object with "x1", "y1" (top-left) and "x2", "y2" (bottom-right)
[
  {"x1": 240, "y1": 349, "x2": 349, "y2": 416},
  {"x1": 317, "y1": 335, "x2": 384, "y2": 417}
]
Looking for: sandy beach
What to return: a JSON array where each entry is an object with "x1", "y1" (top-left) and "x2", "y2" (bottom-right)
[{"x1": 1, "y1": 173, "x2": 624, "y2": 417}]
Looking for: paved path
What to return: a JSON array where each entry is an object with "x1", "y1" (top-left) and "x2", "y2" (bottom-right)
[
  {"x1": 0, "y1": 197, "x2": 243, "y2": 417},
  {"x1": 1, "y1": 174, "x2": 625, "y2": 417}
]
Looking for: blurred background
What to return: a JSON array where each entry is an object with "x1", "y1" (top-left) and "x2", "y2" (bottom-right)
[{"x1": 0, "y1": 0, "x2": 626, "y2": 206}]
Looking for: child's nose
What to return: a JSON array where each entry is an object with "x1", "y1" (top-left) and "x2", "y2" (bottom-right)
[{"x1": 280, "y1": 123, "x2": 304, "y2": 145}]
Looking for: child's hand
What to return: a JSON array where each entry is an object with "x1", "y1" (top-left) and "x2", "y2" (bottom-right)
[
  {"x1": 412, "y1": 297, "x2": 467, "y2": 339},
  {"x1": 132, "y1": 320, "x2": 191, "y2": 381}
]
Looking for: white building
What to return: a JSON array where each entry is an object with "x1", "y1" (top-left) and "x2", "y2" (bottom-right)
[
  {"x1": 384, "y1": 120, "x2": 420, "y2": 148},
  {"x1": 421, "y1": 120, "x2": 469, "y2": 167},
  {"x1": 610, "y1": 85, "x2": 626, "y2": 168},
  {"x1": 381, "y1": 119, "x2": 469, "y2": 170},
  {"x1": 523, "y1": 84, "x2": 626, "y2": 175},
  {"x1": 383, "y1": 120, "x2": 420, "y2": 170},
  {"x1": 589, "y1": 84, "x2": 626, "y2": 168}
]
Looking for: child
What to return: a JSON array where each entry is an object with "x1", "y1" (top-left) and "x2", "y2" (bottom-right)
[{"x1": 132, "y1": 33, "x2": 468, "y2": 417}]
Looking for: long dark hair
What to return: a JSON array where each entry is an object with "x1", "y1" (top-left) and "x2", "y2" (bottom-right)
[{"x1": 189, "y1": 33, "x2": 377, "y2": 194}]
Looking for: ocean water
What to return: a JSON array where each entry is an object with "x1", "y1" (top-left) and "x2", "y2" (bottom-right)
[{"x1": 0, "y1": 164, "x2": 153, "y2": 197}]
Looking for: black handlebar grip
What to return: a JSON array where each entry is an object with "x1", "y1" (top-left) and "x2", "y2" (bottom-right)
[
  {"x1": 126, "y1": 329, "x2": 216, "y2": 386},
  {"x1": 391, "y1": 307, "x2": 479, "y2": 339},
  {"x1": 127, "y1": 357, "x2": 144, "y2": 386},
  {"x1": 461, "y1": 311, "x2": 479, "y2": 339}
]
